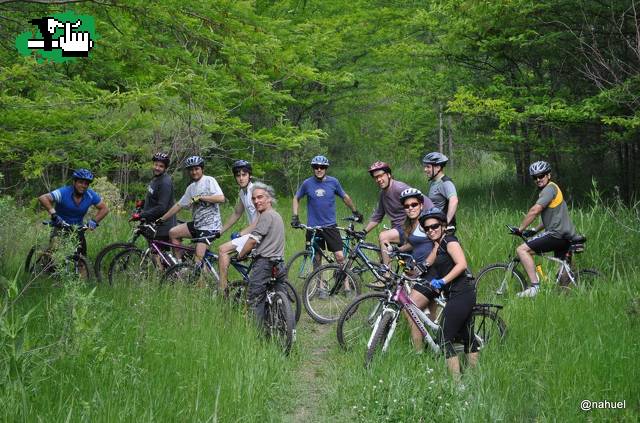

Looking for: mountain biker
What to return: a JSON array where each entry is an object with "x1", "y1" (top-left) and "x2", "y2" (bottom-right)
[
  {"x1": 422, "y1": 152, "x2": 458, "y2": 228},
  {"x1": 292, "y1": 155, "x2": 362, "y2": 273},
  {"x1": 130, "y1": 153, "x2": 177, "y2": 244},
  {"x1": 236, "y1": 182, "x2": 287, "y2": 324},
  {"x1": 397, "y1": 188, "x2": 435, "y2": 264},
  {"x1": 417, "y1": 207, "x2": 478, "y2": 382},
  {"x1": 158, "y1": 156, "x2": 225, "y2": 263},
  {"x1": 218, "y1": 160, "x2": 259, "y2": 291},
  {"x1": 362, "y1": 161, "x2": 414, "y2": 269},
  {"x1": 37, "y1": 168, "x2": 109, "y2": 256},
  {"x1": 515, "y1": 161, "x2": 578, "y2": 298}
]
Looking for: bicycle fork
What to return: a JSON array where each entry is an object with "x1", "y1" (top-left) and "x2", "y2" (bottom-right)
[{"x1": 367, "y1": 307, "x2": 400, "y2": 353}]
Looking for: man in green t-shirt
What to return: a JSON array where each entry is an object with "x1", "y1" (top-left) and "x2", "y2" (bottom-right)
[{"x1": 514, "y1": 161, "x2": 577, "y2": 298}]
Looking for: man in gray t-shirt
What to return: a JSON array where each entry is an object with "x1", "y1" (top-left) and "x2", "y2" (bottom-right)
[
  {"x1": 159, "y1": 156, "x2": 225, "y2": 262},
  {"x1": 237, "y1": 182, "x2": 287, "y2": 322},
  {"x1": 515, "y1": 160, "x2": 578, "y2": 298},
  {"x1": 422, "y1": 152, "x2": 458, "y2": 227}
]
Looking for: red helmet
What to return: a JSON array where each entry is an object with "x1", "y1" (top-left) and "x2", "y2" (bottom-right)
[{"x1": 368, "y1": 161, "x2": 391, "y2": 176}]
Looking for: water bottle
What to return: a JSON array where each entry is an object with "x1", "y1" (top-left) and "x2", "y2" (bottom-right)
[{"x1": 167, "y1": 253, "x2": 178, "y2": 265}]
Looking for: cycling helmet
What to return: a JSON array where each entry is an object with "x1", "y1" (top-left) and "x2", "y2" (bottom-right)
[
  {"x1": 310, "y1": 155, "x2": 330, "y2": 166},
  {"x1": 529, "y1": 160, "x2": 552, "y2": 177},
  {"x1": 368, "y1": 161, "x2": 392, "y2": 175},
  {"x1": 152, "y1": 152, "x2": 170, "y2": 166},
  {"x1": 419, "y1": 207, "x2": 447, "y2": 225},
  {"x1": 400, "y1": 187, "x2": 424, "y2": 203},
  {"x1": 72, "y1": 168, "x2": 94, "y2": 182},
  {"x1": 184, "y1": 155, "x2": 205, "y2": 168},
  {"x1": 422, "y1": 152, "x2": 448, "y2": 166},
  {"x1": 232, "y1": 159, "x2": 252, "y2": 174}
]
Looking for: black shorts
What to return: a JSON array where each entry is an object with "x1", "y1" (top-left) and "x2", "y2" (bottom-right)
[
  {"x1": 307, "y1": 226, "x2": 343, "y2": 253},
  {"x1": 186, "y1": 221, "x2": 218, "y2": 241},
  {"x1": 526, "y1": 232, "x2": 570, "y2": 258},
  {"x1": 393, "y1": 225, "x2": 406, "y2": 245},
  {"x1": 412, "y1": 280, "x2": 439, "y2": 301}
]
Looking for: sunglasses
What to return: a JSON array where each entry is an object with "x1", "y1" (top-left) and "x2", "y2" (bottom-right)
[
  {"x1": 403, "y1": 202, "x2": 421, "y2": 209},
  {"x1": 423, "y1": 223, "x2": 442, "y2": 231},
  {"x1": 533, "y1": 174, "x2": 548, "y2": 181},
  {"x1": 312, "y1": 165, "x2": 328, "y2": 170}
]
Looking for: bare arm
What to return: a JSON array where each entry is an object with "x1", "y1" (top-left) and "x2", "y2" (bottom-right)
[
  {"x1": 442, "y1": 241, "x2": 467, "y2": 284},
  {"x1": 292, "y1": 195, "x2": 300, "y2": 216},
  {"x1": 518, "y1": 204, "x2": 544, "y2": 232},
  {"x1": 93, "y1": 201, "x2": 109, "y2": 223},
  {"x1": 221, "y1": 201, "x2": 245, "y2": 234},
  {"x1": 342, "y1": 193, "x2": 357, "y2": 212},
  {"x1": 237, "y1": 236, "x2": 257, "y2": 259},
  {"x1": 364, "y1": 220, "x2": 379, "y2": 233},
  {"x1": 38, "y1": 193, "x2": 56, "y2": 215},
  {"x1": 159, "y1": 203, "x2": 183, "y2": 221},
  {"x1": 446, "y1": 196, "x2": 458, "y2": 225}
]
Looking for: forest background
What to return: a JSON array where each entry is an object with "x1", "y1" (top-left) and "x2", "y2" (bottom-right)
[{"x1": 1, "y1": 0, "x2": 639, "y2": 204}]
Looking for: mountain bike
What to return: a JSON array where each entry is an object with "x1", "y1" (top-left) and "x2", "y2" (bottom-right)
[
  {"x1": 168, "y1": 254, "x2": 297, "y2": 354},
  {"x1": 25, "y1": 221, "x2": 92, "y2": 281},
  {"x1": 286, "y1": 217, "x2": 360, "y2": 292},
  {"x1": 162, "y1": 247, "x2": 301, "y2": 323},
  {"x1": 474, "y1": 225, "x2": 600, "y2": 304},
  {"x1": 336, "y1": 261, "x2": 506, "y2": 367}
]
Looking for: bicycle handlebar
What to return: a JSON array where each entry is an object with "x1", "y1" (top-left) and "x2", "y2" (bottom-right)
[{"x1": 43, "y1": 220, "x2": 89, "y2": 232}]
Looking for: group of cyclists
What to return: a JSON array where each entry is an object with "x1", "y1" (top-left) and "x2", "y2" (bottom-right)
[{"x1": 37, "y1": 149, "x2": 578, "y2": 380}]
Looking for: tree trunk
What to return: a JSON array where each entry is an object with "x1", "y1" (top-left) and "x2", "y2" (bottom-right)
[
  {"x1": 447, "y1": 114, "x2": 454, "y2": 169},
  {"x1": 438, "y1": 104, "x2": 444, "y2": 153}
]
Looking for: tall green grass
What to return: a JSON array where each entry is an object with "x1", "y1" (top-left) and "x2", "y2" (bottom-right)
[{"x1": 1, "y1": 163, "x2": 638, "y2": 421}]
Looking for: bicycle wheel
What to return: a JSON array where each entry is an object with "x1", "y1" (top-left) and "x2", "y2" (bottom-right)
[
  {"x1": 162, "y1": 262, "x2": 197, "y2": 286},
  {"x1": 365, "y1": 310, "x2": 396, "y2": 368},
  {"x1": 72, "y1": 254, "x2": 92, "y2": 281},
  {"x1": 265, "y1": 291, "x2": 295, "y2": 355},
  {"x1": 471, "y1": 306, "x2": 507, "y2": 349},
  {"x1": 574, "y1": 268, "x2": 600, "y2": 288},
  {"x1": 303, "y1": 264, "x2": 360, "y2": 324},
  {"x1": 475, "y1": 263, "x2": 526, "y2": 305},
  {"x1": 108, "y1": 249, "x2": 156, "y2": 286},
  {"x1": 25, "y1": 245, "x2": 54, "y2": 277},
  {"x1": 336, "y1": 292, "x2": 386, "y2": 350},
  {"x1": 282, "y1": 280, "x2": 302, "y2": 324},
  {"x1": 94, "y1": 242, "x2": 137, "y2": 283},
  {"x1": 285, "y1": 250, "x2": 314, "y2": 293}
]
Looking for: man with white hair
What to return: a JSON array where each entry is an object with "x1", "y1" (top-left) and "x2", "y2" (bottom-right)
[{"x1": 237, "y1": 182, "x2": 287, "y2": 322}]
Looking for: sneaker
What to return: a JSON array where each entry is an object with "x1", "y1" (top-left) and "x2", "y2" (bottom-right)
[
  {"x1": 517, "y1": 285, "x2": 539, "y2": 298},
  {"x1": 318, "y1": 288, "x2": 329, "y2": 299},
  {"x1": 343, "y1": 288, "x2": 353, "y2": 297}
]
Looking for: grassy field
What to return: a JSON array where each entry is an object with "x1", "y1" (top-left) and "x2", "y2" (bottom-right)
[{"x1": 1, "y1": 162, "x2": 638, "y2": 421}]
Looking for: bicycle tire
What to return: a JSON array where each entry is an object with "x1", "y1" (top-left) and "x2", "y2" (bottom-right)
[
  {"x1": 162, "y1": 262, "x2": 217, "y2": 288},
  {"x1": 336, "y1": 292, "x2": 386, "y2": 350},
  {"x1": 282, "y1": 280, "x2": 302, "y2": 324},
  {"x1": 471, "y1": 306, "x2": 507, "y2": 349},
  {"x1": 574, "y1": 268, "x2": 600, "y2": 288},
  {"x1": 475, "y1": 263, "x2": 526, "y2": 305},
  {"x1": 25, "y1": 245, "x2": 55, "y2": 277},
  {"x1": 72, "y1": 254, "x2": 92, "y2": 281},
  {"x1": 265, "y1": 290, "x2": 295, "y2": 355},
  {"x1": 303, "y1": 264, "x2": 361, "y2": 324},
  {"x1": 285, "y1": 250, "x2": 314, "y2": 293},
  {"x1": 108, "y1": 248, "x2": 155, "y2": 286},
  {"x1": 365, "y1": 311, "x2": 395, "y2": 368},
  {"x1": 94, "y1": 242, "x2": 137, "y2": 283}
]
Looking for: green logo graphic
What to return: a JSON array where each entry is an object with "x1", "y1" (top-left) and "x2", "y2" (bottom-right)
[{"x1": 15, "y1": 11, "x2": 97, "y2": 63}]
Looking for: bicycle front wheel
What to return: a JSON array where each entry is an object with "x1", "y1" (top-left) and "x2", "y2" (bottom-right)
[
  {"x1": 94, "y1": 242, "x2": 137, "y2": 283},
  {"x1": 108, "y1": 249, "x2": 155, "y2": 286},
  {"x1": 336, "y1": 292, "x2": 386, "y2": 350},
  {"x1": 265, "y1": 291, "x2": 295, "y2": 355},
  {"x1": 574, "y1": 268, "x2": 600, "y2": 288},
  {"x1": 303, "y1": 264, "x2": 360, "y2": 324},
  {"x1": 72, "y1": 254, "x2": 92, "y2": 281},
  {"x1": 472, "y1": 305, "x2": 507, "y2": 350},
  {"x1": 475, "y1": 263, "x2": 526, "y2": 305},
  {"x1": 365, "y1": 310, "x2": 396, "y2": 368},
  {"x1": 285, "y1": 250, "x2": 314, "y2": 293},
  {"x1": 282, "y1": 280, "x2": 302, "y2": 324},
  {"x1": 25, "y1": 245, "x2": 55, "y2": 278}
]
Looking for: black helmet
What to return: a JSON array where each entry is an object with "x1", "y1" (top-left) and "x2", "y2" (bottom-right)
[
  {"x1": 400, "y1": 187, "x2": 424, "y2": 203},
  {"x1": 529, "y1": 161, "x2": 551, "y2": 177},
  {"x1": 184, "y1": 155, "x2": 205, "y2": 168},
  {"x1": 152, "y1": 152, "x2": 170, "y2": 166},
  {"x1": 232, "y1": 159, "x2": 252, "y2": 174},
  {"x1": 72, "y1": 168, "x2": 94, "y2": 182},
  {"x1": 419, "y1": 207, "x2": 447, "y2": 226},
  {"x1": 422, "y1": 152, "x2": 448, "y2": 166}
]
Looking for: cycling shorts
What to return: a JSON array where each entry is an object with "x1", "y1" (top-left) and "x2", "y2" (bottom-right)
[
  {"x1": 307, "y1": 226, "x2": 343, "y2": 253},
  {"x1": 412, "y1": 280, "x2": 439, "y2": 301},
  {"x1": 526, "y1": 232, "x2": 570, "y2": 258},
  {"x1": 187, "y1": 221, "x2": 218, "y2": 241}
]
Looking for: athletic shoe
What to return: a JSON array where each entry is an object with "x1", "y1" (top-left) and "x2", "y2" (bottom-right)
[{"x1": 517, "y1": 285, "x2": 539, "y2": 298}]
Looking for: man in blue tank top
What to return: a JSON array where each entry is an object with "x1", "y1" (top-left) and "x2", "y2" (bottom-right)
[
  {"x1": 292, "y1": 156, "x2": 362, "y2": 277},
  {"x1": 37, "y1": 168, "x2": 109, "y2": 256}
]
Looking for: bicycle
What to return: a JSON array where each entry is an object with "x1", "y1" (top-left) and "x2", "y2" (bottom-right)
[
  {"x1": 474, "y1": 225, "x2": 600, "y2": 304},
  {"x1": 25, "y1": 221, "x2": 92, "y2": 281},
  {"x1": 302, "y1": 228, "x2": 410, "y2": 324},
  {"x1": 335, "y1": 259, "x2": 506, "y2": 368},
  {"x1": 286, "y1": 217, "x2": 360, "y2": 292},
  {"x1": 162, "y1": 245, "x2": 302, "y2": 323},
  {"x1": 106, "y1": 222, "x2": 196, "y2": 286}
]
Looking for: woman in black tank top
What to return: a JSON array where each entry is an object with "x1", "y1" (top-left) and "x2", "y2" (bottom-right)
[{"x1": 418, "y1": 208, "x2": 478, "y2": 382}]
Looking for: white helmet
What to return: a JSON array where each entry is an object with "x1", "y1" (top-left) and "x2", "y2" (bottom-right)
[{"x1": 529, "y1": 161, "x2": 551, "y2": 177}]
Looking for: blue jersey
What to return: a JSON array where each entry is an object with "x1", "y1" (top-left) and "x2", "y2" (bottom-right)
[
  {"x1": 295, "y1": 176, "x2": 346, "y2": 227},
  {"x1": 50, "y1": 185, "x2": 101, "y2": 225}
]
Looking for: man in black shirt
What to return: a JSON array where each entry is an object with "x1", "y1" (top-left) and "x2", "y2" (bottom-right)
[{"x1": 131, "y1": 152, "x2": 176, "y2": 242}]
